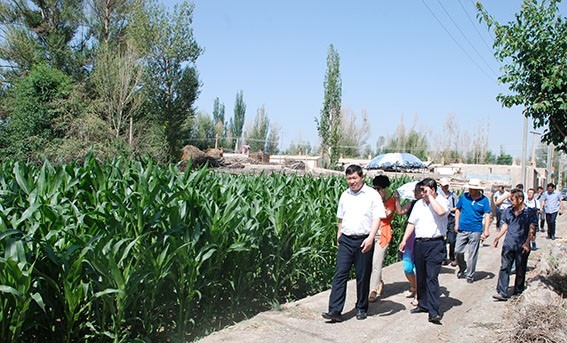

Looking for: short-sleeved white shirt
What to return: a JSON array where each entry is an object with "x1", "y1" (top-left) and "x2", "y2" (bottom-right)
[
  {"x1": 408, "y1": 196, "x2": 450, "y2": 238},
  {"x1": 337, "y1": 184, "x2": 386, "y2": 236},
  {"x1": 494, "y1": 191, "x2": 512, "y2": 211},
  {"x1": 525, "y1": 197, "x2": 539, "y2": 210}
]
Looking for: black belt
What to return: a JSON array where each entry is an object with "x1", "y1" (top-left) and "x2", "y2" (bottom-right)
[
  {"x1": 415, "y1": 236, "x2": 444, "y2": 242},
  {"x1": 344, "y1": 234, "x2": 369, "y2": 240}
]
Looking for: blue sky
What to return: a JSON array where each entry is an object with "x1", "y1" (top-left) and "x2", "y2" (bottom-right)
[{"x1": 167, "y1": 0, "x2": 562, "y2": 157}]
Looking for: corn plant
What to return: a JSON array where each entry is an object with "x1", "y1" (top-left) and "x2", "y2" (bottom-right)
[
  {"x1": 0, "y1": 234, "x2": 44, "y2": 343},
  {"x1": 0, "y1": 155, "x2": 419, "y2": 341}
]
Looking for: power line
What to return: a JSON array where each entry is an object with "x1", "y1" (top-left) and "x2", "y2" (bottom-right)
[
  {"x1": 458, "y1": 0, "x2": 497, "y2": 57},
  {"x1": 435, "y1": 0, "x2": 500, "y2": 77},
  {"x1": 420, "y1": 0, "x2": 496, "y2": 82}
]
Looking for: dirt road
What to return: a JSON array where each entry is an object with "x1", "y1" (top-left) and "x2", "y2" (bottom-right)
[{"x1": 199, "y1": 213, "x2": 567, "y2": 343}]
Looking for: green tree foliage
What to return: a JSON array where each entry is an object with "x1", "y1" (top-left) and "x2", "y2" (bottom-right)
[
  {"x1": 230, "y1": 90, "x2": 246, "y2": 151},
  {"x1": 383, "y1": 116, "x2": 428, "y2": 161},
  {"x1": 286, "y1": 140, "x2": 313, "y2": 155},
  {"x1": 213, "y1": 97, "x2": 227, "y2": 147},
  {"x1": 187, "y1": 111, "x2": 215, "y2": 150},
  {"x1": 435, "y1": 113, "x2": 463, "y2": 163},
  {"x1": 495, "y1": 146, "x2": 514, "y2": 165},
  {"x1": 339, "y1": 108, "x2": 371, "y2": 158},
  {"x1": 0, "y1": 0, "x2": 203, "y2": 163},
  {"x1": 0, "y1": 0, "x2": 151, "y2": 162},
  {"x1": 212, "y1": 97, "x2": 225, "y2": 127},
  {"x1": 246, "y1": 105, "x2": 270, "y2": 152},
  {"x1": 484, "y1": 150, "x2": 497, "y2": 164},
  {"x1": 265, "y1": 122, "x2": 280, "y2": 155},
  {"x1": 477, "y1": 0, "x2": 567, "y2": 153},
  {"x1": 87, "y1": 0, "x2": 140, "y2": 45},
  {"x1": 212, "y1": 97, "x2": 226, "y2": 146},
  {"x1": 0, "y1": 0, "x2": 85, "y2": 80},
  {"x1": 90, "y1": 42, "x2": 144, "y2": 139},
  {"x1": 1, "y1": 64, "x2": 72, "y2": 160},
  {"x1": 316, "y1": 44, "x2": 342, "y2": 167},
  {"x1": 87, "y1": 0, "x2": 144, "y2": 146},
  {"x1": 140, "y1": 0, "x2": 202, "y2": 161}
]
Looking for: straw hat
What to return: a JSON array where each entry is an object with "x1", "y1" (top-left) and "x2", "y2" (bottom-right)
[{"x1": 465, "y1": 178, "x2": 484, "y2": 190}]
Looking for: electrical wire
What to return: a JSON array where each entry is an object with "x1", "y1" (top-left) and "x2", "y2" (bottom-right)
[
  {"x1": 435, "y1": 0, "x2": 500, "y2": 77},
  {"x1": 420, "y1": 0, "x2": 496, "y2": 82},
  {"x1": 458, "y1": 0, "x2": 497, "y2": 56}
]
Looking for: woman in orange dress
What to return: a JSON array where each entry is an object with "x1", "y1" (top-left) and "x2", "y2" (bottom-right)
[{"x1": 369, "y1": 175, "x2": 396, "y2": 302}]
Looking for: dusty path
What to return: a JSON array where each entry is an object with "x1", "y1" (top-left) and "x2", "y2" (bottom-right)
[{"x1": 199, "y1": 214, "x2": 567, "y2": 343}]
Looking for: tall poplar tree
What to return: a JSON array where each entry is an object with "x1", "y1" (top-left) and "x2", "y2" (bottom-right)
[
  {"x1": 212, "y1": 97, "x2": 225, "y2": 127},
  {"x1": 140, "y1": 0, "x2": 202, "y2": 161},
  {"x1": 246, "y1": 105, "x2": 270, "y2": 152},
  {"x1": 212, "y1": 97, "x2": 226, "y2": 146},
  {"x1": 230, "y1": 90, "x2": 246, "y2": 152},
  {"x1": 316, "y1": 44, "x2": 342, "y2": 167}
]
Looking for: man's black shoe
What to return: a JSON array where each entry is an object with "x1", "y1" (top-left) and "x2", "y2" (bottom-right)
[
  {"x1": 321, "y1": 312, "x2": 342, "y2": 322},
  {"x1": 356, "y1": 310, "x2": 367, "y2": 320},
  {"x1": 428, "y1": 315, "x2": 442, "y2": 324},
  {"x1": 457, "y1": 271, "x2": 466, "y2": 279},
  {"x1": 410, "y1": 306, "x2": 428, "y2": 314},
  {"x1": 467, "y1": 278, "x2": 474, "y2": 284}
]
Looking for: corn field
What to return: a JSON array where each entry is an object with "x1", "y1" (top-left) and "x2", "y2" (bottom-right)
[{"x1": 0, "y1": 155, "x2": 413, "y2": 342}]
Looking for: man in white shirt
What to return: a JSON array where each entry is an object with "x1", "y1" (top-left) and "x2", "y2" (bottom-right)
[
  {"x1": 525, "y1": 188, "x2": 540, "y2": 249},
  {"x1": 322, "y1": 165, "x2": 386, "y2": 322},
  {"x1": 399, "y1": 178, "x2": 449, "y2": 324},
  {"x1": 493, "y1": 186, "x2": 511, "y2": 230},
  {"x1": 438, "y1": 178, "x2": 458, "y2": 266}
]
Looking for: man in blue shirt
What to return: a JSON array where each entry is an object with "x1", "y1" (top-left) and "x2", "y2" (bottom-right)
[
  {"x1": 492, "y1": 189, "x2": 537, "y2": 301},
  {"x1": 454, "y1": 179, "x2": 491, "y2": 283},
  {"x1": 540, "y1": 183, "x2": 564, "y2": 240}
]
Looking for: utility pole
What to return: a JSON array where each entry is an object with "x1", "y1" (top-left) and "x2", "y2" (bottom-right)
[
  {"x1": 521, "y1": 117, "x2": 528, "y2": 186},
  {"x1": 547, "y1": 144, "x2": 553, "y2": 184},
  {"x1": 559, "y1": 152, "x2": 563, "y2": 187},
  {"x1": 530, "y1": 131, "x2": 541, "y2": 166}
]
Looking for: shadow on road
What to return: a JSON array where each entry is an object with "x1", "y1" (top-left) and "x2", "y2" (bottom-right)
[{"x1": 439, "y1": 286, "x2": 464, "y2": 313}]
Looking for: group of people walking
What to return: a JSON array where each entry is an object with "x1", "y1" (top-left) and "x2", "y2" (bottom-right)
[{"x1": 322, "y1": 165, "x2": 564, "y2": 324}]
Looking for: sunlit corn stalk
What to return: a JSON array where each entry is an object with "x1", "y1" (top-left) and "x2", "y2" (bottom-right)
[
  {"x1": 0, "y1": 154, "x2": 418, "y2": 340},
  {"x1": 0, "y1": 235, "x2": 45, "y2": 343}
]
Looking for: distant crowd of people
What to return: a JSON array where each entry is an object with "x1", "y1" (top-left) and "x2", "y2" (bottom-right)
[{"x1": 322, "y1": 165, "x2": 564, "y2": 324}]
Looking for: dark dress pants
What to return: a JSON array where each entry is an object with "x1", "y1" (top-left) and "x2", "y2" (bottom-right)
[
  {"x1": 546, "y1": 212, "x2": 558, "y2": 238},
  {"x1": 414, "y1": 238, "x2": 445, "y2": 318},
  {"x1": 495, "y1": 207, "x2": 502, "y2": 229},
  {"x1": 328, "y1": 234, "x2": 374, "y2": 314},
  {"x1": 497, "y1": 246, "x2": 530, "y2": 296},
  {"x1": 446, "y1": 216, "x2": 456, "y2": 261}
]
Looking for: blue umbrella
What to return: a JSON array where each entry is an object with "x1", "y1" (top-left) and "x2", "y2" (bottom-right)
[{"x1": 366, "y1": 153, "x2": 427, "y2": 171}]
